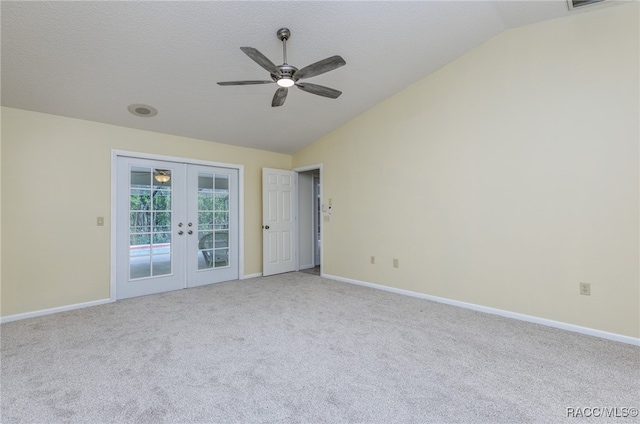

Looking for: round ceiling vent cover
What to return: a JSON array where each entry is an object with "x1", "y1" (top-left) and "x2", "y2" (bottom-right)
[{"x1": 127, "y1": 104, "x2": 158, "y2": 117}]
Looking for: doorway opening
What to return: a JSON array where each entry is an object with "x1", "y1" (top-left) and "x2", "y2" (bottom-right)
[{"x1": 296, "y1": 166, "x2": 322, "y2": 276}]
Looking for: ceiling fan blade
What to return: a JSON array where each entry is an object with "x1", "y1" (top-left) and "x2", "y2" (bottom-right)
[
  {"x1": 272, "y1": 87, "x2": 288, "y2": 107},
  {"x1": 240, "y1": 47, "x2": 281, "y2": 76},
  {"x1": 217, "y1": 80, "x2": 274, "y2": 86},
  {"x1": 295, "y1": 55, "x2": 346, "y2": 80},
  {"x1": 296, "y1": 82, "x2": 342, "y2": 99}
]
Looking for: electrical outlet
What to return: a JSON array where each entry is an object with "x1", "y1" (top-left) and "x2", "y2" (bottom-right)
[
  {"x1": 393, "y1": 258, "x2": 399, "y2": 268},
  {"x1": 370, "y1": 256, "x2": 375, "y2": 264},
  {"x1": 579, "y1": 282, "x2": 591, "y2": 296}
]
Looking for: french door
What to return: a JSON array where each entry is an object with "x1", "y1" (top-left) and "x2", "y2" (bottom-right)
[{"x1": 116, "y1": 157, "x2": 238, "y2": 299}]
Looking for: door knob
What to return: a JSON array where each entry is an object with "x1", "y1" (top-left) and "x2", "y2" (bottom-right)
[
  {"x1": 188, "y1": 223, "x2": 193, "y2": 227},
  {"x1": 188, "y1": 230, "x2": 193, "y2": 235},
  {"x1": 178, "y1": 230, "x2": 184, "y2": 235},
  {"x1": 178, "y1": 223, "x2": 183, "y2": 227},
  {"x1": 263, "y1": 225, "x2": 270, "y2": 230}
]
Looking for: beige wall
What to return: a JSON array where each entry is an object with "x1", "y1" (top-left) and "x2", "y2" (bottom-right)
[
  {"x1": 293, "y1": 4, "x2": 639, "y2": 338},
  {"x1": 1, "y1": 107, "x2": 290, "y2": 316}
]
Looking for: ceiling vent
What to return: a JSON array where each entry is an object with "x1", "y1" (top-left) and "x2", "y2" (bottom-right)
[
  {"x1": 127, "y1": 104, "x2": 158, "y2": 118},
  {"x1": 568, "y1": 0, "x2": 605, "y2": 10}
]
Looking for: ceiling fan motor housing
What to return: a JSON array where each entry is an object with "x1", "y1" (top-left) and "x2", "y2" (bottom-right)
[{"x1": 273, "y1": 64, "x2": 298, "y2": 82}]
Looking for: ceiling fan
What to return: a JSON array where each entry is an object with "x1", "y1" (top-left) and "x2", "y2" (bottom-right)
[{"x1": 217, "y1": 28, "x2": 346, "y2": 107}]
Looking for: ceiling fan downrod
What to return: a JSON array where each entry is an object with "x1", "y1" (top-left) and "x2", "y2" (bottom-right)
[{"x1": 277, "y1": 28, "x2": 291, "y2": 65}]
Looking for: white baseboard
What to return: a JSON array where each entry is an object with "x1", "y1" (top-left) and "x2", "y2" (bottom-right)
[
  {"x1": 322, "y1": 273, "x2": 640, "y2": 347},
  {"x1": 299, "y1": 264, "x2": 315, "y2": 270},
  {"x1": 3, "y1": 274, "x2": 261, "y2": 323},
  {"x1": 1, "y1": 298, "x2": 112, "y2": 324}
]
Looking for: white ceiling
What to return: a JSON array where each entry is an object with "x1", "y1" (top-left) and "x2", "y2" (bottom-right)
[{"x1": 1, "y1": 1, "x2": 617, "y2": 154}]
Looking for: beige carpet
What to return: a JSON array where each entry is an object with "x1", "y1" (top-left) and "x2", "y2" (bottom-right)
[{"x1": 1, "y1": 272, "x2": 638, "y2": 423}]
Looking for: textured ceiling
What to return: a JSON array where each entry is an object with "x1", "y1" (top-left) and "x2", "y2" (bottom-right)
[{"x1": 1, "y1": 1, "x2": 617, "y2": 154}]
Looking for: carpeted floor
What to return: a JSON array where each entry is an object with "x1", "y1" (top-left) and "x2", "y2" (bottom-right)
[
  {"x1": 1, "y1": 272, "x2": 638, "y2": 423},
  {"x1": 299, "y1": 266, "x2": 320, "y2": 276}
]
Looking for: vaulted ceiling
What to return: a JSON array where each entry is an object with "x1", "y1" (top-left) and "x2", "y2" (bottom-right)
[{"x1": 1, "y1": 1, "x2": 617, "y2": 154}]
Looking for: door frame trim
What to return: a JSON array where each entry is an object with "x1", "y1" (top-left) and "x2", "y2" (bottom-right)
[
  {"x1": 110, "y1": 149, "x2": 245, "y2": 301},
  {"x1": 292, "y1": 164, "x2": 323, "y2": 276}
]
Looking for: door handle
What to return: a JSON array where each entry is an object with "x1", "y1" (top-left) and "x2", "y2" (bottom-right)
[
  {"x1": 178, "y1": 230, "x2": 184, "y2": 235},
  {"x1": 263, "y1": 225, "x2": 270, "y2": 230},
  {"x1": 188, "y1": 230, "x2": 193, "y2": 235}
]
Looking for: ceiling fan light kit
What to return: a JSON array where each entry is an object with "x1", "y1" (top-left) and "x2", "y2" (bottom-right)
[
  {"x1": 277, "y1": 77, "x2": 295, "y2": 88},
  {"x1": 217, "y1": 28, "x2": 346, "y2": 107}
]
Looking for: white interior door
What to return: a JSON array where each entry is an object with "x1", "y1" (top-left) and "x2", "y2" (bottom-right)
[
  {"x1": 262, "y1": 168, "x2": 296, "y2": 276},
  {"x1": 117, "y1": 157, "x2": 239, "y2": 299}
]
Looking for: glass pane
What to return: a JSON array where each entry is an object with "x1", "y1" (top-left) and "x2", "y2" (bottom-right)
[
  {"x1": 199, "y1": 250, "x2": 214, "y2": 270},
  {"x1": 152, "y1": 254, "x2": 171, "y2": 276},
  {"x1": 198, "y1": 212, "x2": 213, "y2": 230},
  {"x1": 198, "y1": 192, "x2": 214, "y2": 211},
  {"x1": 214, "y1": 248, "x2": 229, "y2": 268},
  {"x1": 153, "y1": 233, "x2": 171, "y2": 245},
  {"x1": 199, "y1": 173, "x2": 214, "y2": 212},
  {"x1": 215, "y1": 231, "x2": 229, "y2": 249},
  {"x1": 130, "y1": 255, "x2": 151, "y2": 279},
  {"x1": 130, "y1": 234, "x2": 150, "y2": 252},
  {"x1": 215, "y1": 212, "x2": 229, "y2": 229},
  {"x1": 215, "y1": 175, "x2": 229, "y2": 191},
  {"x1": 198, "y1": 231, "x2": 214, "y2": 248},
  {"x1": 129, "y1": 165, "x2": 174, "y2": 281},
  {"x1": 130, "y1": 212, "x2": 150, "y2": 233},
  {"x1": 198, "y1": 231, "x2": 213, "y2": 270},
  {"x1": 215, "y1": 175, "x2": 230, "y2": 212},
  {"x1": 199, "y1": 173, "x2": 214, "y2": 190},
  {"x1": 154, "y1": 191, "x2": 171, "y2": 210},
  {"x1": 131, "y1": 167, "x2": 151, "y2": 188},
  {"x1": 215, "y1": 192, "x2": 229, "y2": 211},
  {"x1": 194, "y1": 174, "x2": 232, "y2": 271},
  {"x1": 153, "y1": 169, "x2": 172, "y2": 189},
  {"x1": 215, "y1": 176, "x2": 230, "y2": 268},
  {"x1": 151, "y1": 243, "x2": 170, "y2": 255},
  {"x1": 153, "y1": 212, "x2": 171, "y2": 232},
  {"x1": 130, "y1": 190, "x2": 151, "y2": 211}
]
